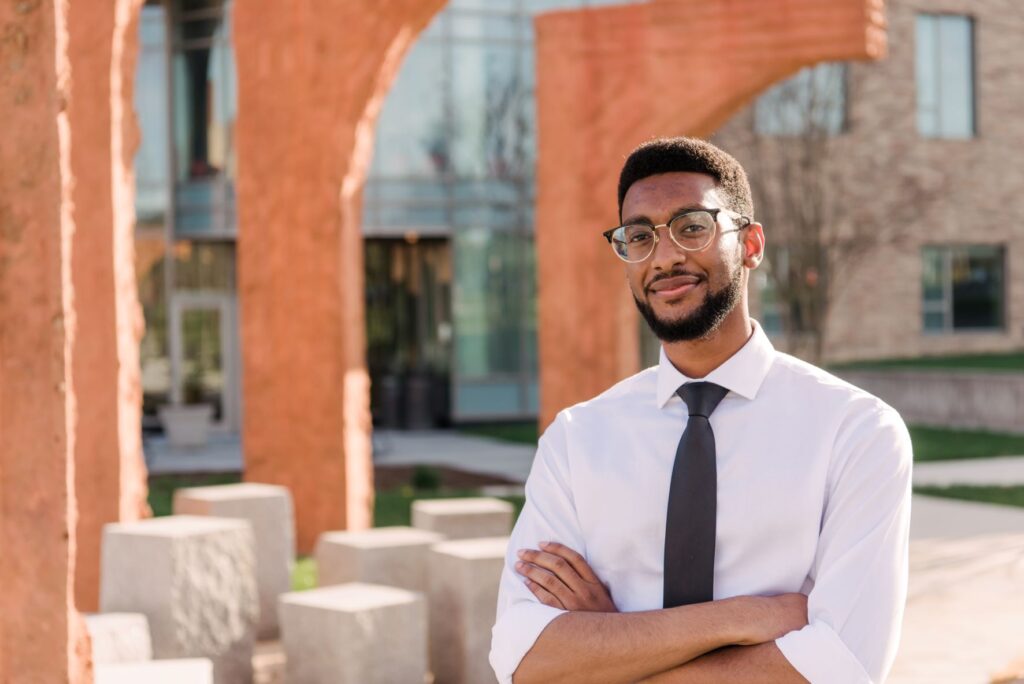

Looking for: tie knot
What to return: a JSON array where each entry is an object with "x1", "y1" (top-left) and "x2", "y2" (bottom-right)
[{"x1": 677, "y1": 382, "x2": 729, "y2": 418}]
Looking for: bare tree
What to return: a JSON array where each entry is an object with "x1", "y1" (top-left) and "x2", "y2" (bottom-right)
[{"x1": 722, "y1": 63, "x2": 938, "y2": 363}]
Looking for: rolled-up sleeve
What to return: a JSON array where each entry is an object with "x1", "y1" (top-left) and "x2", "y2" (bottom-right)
[
  {"x1": 490, "y1": 413, "x2": 584, "y2": 684},
  {"x1": 776, "y1": 406, "x2": 913, "y2": 684}
]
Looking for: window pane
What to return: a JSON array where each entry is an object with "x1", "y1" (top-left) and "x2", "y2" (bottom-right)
[
  {"x1": 916, "y1": 14, "x2": 974, "y2": 139},
  {"x1": 371, "y1": 41, "x2": 447, "y2": 178},
  {"x1": 921, "y1": 246, "x2": 945, "y2": 302},
  {"x1": 172, "y1": 0, "x2": 236, "y2": 182},
  {"x1": 135, "y1": 6, "x2": 171, "y2": 225},
  {"x1": 950, "y1": 246, "x2": 1003, "y2": 329},
  {"x1": 923, "y1": 311, "x2": 946, "y2": 332},
  {"x1": 450, "y1": 42, "x2": 526, "y2": 179},
  {"x1": 915, "y1": 15, "x2": 939, "y2": 137},
  {"x1": 754, "y1": 63, "x2": 846, "y2": 136},
  {"x1": 937, "y1": 16, "x2": 974, "y2": 138}
]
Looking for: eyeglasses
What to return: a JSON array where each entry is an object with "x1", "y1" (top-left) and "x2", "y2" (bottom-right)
[{"x1": 602, "y1": 208, "x2": 752, "y2": 263}]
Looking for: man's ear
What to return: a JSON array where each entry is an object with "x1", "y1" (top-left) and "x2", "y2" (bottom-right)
[{"x1": 743, "y1": 222, "x2": 765, "y2": 269}]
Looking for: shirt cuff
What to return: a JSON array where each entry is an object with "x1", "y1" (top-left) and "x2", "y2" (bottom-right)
[
  {"x1": 490, "y1": 601, "x2": 567, "y2": 684},
  {"x1": 776, "y1": 622, "x2": 872, "y2": 684}
]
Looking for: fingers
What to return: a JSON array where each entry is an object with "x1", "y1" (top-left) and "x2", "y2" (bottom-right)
[
  {"x1": 538, "y1": 541, "x2": 603, "y2": 584},
  {"x1": 516, "y1": 558, "x2": 574, "y2": 605},
  {"x1": 523, "y1": 577, "x2": 565, "y2": 610}
]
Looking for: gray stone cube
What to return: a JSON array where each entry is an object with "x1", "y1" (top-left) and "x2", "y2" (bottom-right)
[
  {"x1": 411, "y1": 498, "x2": 513, "y2": 540},
  {"x1": 279, "y1": 583, "x2": 427, "y2": 684},
  {"x1": 99, "y1": 516, "x2": 258, "y2": 684},
  {"x1": 83, "y1": 613, "x2": 152, "y2": 664},
  {"x1": 315, "y1": 526, "x2": 443, "y2": 593},
  {"x1": 428, "y1": 537, "x2": 509, "y2": 684},
  {"x1": 173, "y1": 482, "x2": 295, "y2": 638},
  {"x1": 94, "y1": 658, "x2": 213, "y2": 684}
]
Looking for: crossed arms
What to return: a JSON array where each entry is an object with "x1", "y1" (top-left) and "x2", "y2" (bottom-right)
[
  {"x1": 490, "y1": 408, "x2": 913, "y2": 684},
  {"x1": 512, "y1": 541, "x2": 809, "y2": 684}
]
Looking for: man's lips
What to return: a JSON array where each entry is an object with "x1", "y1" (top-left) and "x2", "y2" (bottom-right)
[{"x1": 647, "y1": 274, "x2": 703, "y2": 299}]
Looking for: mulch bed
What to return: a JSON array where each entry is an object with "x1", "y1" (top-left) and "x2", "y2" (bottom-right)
[{"x1": 373, "y1": 464, "x2": 519, "y2": 491}]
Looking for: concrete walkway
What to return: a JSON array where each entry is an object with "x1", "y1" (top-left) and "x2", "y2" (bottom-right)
[
  {"x1": 891, "y1": 532, "x2": 1024, "y2": 684},
  {"x1": 914, "y1": 456, "x2": 1024, "y2": 488},
  {"x1": 144, "y1": 429, "x2": 537, "y2": 482},
  {"x1": 371, "y1": 429, "x2": 535, "y2": 483}
]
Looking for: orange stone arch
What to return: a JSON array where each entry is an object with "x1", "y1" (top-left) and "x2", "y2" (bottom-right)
[
  {"x1": 534, "y1": 0, "x2": 887, "y2": 429},
  {"x1": 234, "y1": 0, "x2": 447, "y2": 552}
]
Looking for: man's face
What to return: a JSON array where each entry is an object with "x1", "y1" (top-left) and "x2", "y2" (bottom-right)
[{"x1": 620, "y1": 171, "x2": 750, "y2": 342}]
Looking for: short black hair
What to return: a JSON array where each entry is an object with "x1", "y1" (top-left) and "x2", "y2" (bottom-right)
[{"x1": 617, "y1": 137, "x2": 754, "y2": 220}]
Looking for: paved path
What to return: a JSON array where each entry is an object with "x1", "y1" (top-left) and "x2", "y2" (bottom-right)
[
  {"x1": 914, "y1": 456, "x2": 1024, "y2": 488},
  {"x1": 891, "y1": 532, "x2": 1024, "y2": 684},
  {"x1": 371, "y1": 430, "x2": 535, "y2": 483},
  {"x1": 144, "y1": 433, "x2": 243, "y2": 474},
  {"x1": 144, "y1": 429, "x2": 537, "y2": 482}
]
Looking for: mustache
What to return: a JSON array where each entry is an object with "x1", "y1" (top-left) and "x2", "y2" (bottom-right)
[{"x1": 644, "y1": 268, "x2": 705, "y2": 293}]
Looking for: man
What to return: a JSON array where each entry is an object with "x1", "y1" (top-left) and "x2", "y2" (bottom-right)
[{"x1": 489, "y1": 137, "x2": 912, "y2": 684}]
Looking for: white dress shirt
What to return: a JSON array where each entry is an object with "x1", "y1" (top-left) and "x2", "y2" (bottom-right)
[{"x1": 490, "y1": 321, "x2": 912, "y2": 684}]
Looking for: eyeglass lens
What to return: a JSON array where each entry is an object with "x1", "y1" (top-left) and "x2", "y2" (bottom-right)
[{"x1": 611, "y1": 211, "x2": 717, "y2": 262}]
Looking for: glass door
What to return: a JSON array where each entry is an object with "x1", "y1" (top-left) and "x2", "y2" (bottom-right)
[{"x1": 169, "y1": 291, "x2": 239, "y2": 432}]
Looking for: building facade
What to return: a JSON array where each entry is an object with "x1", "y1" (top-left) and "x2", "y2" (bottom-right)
[
  {"x1": 132, "y1": 0, "x2": 1022, "y2": 438},
  {"x1": 717, "y1": 0, "x2": 1023, "y2": 363}
]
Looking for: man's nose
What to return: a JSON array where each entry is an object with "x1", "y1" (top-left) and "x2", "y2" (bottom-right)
[{"x1": 649, "y1": 225, "x2": 687, "y2": 271}]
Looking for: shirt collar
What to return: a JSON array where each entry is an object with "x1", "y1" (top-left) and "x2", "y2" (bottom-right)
[{"x1": 655, "y1": 319, "x2": 776, "y2": 408}]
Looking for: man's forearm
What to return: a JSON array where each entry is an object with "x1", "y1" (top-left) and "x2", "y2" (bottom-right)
[
  {"x1": 638, "y1": 642, "x2": 808, "y2": 684},
  {"x1": 512, "y1": 598, "x2": 750, "y2": 684}
]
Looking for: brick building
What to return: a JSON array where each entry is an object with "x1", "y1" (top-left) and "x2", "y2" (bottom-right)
[{"x1": 713, "y1": 0, "x2": 1023, "y2": 363}]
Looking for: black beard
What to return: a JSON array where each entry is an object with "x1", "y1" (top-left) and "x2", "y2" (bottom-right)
[{"x1": 634, "y1": 265, "x2": 743, "y2": 342}]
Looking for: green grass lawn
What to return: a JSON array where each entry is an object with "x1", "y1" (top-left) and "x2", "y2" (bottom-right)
[
  {"x1": 909, "y1": 426, "x2": 1024, "y2": 462},
  {"x1": 915, "y1": 484, "x2": 1024, "y2": 509},
  {"x1": 147, "y1": 472, "x2": 242, "y2": 517},
  {"x1": 459, "y1": 421, "x2": 539, "y2": 445},
  {"x1": 460, "y1": 421, "x2": 1024, "y2": 463},
  {"x1": 832, "y1": 350, "x2": 1024, "y2": 373}
]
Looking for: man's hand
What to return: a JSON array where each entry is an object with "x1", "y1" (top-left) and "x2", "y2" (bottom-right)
[{"x1": 515, "y1": 541, "x2": 618, "y2": 612}]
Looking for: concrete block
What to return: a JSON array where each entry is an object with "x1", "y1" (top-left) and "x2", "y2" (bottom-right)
[
  {"x1": 428, "y1": 537, "x2": 509, "y2": 684},
  {"x1": 411, "y1": 498, "x2": 513, "y2": 540},
  {"x1": 83, "y1": 613, "x2": 151, "y2": 664},
  {"x1": 173, "y1": 482, "x2": 295, "y2": 638},
  {"x1": 279, "y1": 583, "x2": 427, "y2": 684},
  {"x1": 315, "y1": 526, "x2": 443, "y2": 592},
  {"x1": 99, "y1": 516, "x2": 258, "y2": 684},
  {"x1": 95, "y1": 658, "x2": 213, "y2": 684}
]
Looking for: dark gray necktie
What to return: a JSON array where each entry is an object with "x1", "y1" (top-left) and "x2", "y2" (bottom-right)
[{"x1": 663, "y1": 381, "x2": 729, "y2": 608}]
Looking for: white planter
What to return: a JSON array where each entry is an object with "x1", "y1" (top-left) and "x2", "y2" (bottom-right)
[{"x1": 158, "y1": 404, "x2": 214, "y2": 448}]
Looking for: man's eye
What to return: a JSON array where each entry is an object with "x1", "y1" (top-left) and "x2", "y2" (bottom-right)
[
  {"x1": 679, "y1": 223, "x2": 708, "y2": 234},
  {"x1": 628, "y1": 232, "x2": 653, "y2": 243}
]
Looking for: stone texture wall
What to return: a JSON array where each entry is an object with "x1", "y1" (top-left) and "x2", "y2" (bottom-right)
[
  {"x1": 0, "y1": 0, "x2": 92, "y2": 680},
  {"x1": 839, "y1": 370, "x2": 1024, "y2": 434},
  {"x1": 717, "y1": 0, "x2": 1024, "y2": 363},
  {"x1": 534, "y1": 0, "x2": 887, "y2": 429},
  {"x1": 234, "y1": 0, "x2": 446, "y2": 552},
  {"x1": 67, "y1": 0, "x2": 148, "y2": 614}
]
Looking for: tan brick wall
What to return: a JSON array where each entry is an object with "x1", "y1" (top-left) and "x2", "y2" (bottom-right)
[{"x1": 718, "y1": 0, "x2": 1024, "y2": 362}]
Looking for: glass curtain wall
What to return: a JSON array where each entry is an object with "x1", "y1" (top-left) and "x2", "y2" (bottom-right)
[
  {"x1": 134, "y1": 0, "x2": 241, "y2": 433},
  {"x1": 135, "y1": 2, "x2": 172, "y2": 428},
  {"x1": 366, "y1": 0, "x2": 636, "y2": 423},
  {"x1": 171, "y1": 0, "x2": 237, "y2": 237}
]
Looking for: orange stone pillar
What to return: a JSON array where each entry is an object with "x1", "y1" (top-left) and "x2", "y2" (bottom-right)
[
  {"x1": 67, "y1": 0, "x2": 149, "y2": 613},
  {"x1": 0, "y1": 0, "x2": 92, "y2": 681},
  {"x1": 535, "y1": 0, "x2": 887, "y2": 429},
  {"x1": 234, "y1": 0, "x2": 446, "y2": 552}
]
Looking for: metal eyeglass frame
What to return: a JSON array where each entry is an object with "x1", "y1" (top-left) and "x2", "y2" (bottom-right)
[{"x1": 602, "y1": 207, "x2": 752, "y2": 263}]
